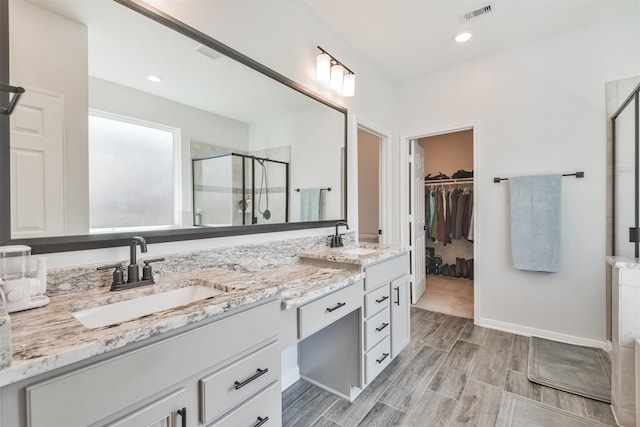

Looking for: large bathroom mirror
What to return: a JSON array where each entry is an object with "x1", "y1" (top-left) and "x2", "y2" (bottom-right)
[{"x1": 0, "y1": 0, "x2": 347, "y2": 252}]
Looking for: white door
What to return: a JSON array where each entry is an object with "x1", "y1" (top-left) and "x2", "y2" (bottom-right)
[
  {"x1": 10, "y1": 88, "x2": 65, "y2": 238},
  {"x1": 410, "y1": 140, "x2": 426, "y2": 303}
]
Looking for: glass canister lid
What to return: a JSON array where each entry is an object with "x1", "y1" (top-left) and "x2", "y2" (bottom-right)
[{"x1": 0, "y1": 245, "x2": 31, "y2": 256}]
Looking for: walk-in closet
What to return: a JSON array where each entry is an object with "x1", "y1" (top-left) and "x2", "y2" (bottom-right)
[{"x1": 415, "y1": 129, "x2": 474, "y2": 318}]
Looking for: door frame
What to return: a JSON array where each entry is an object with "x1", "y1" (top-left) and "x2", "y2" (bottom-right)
[
  {"x1": 353, "y1": 115, "x2": 391, "y2": 245},
  {"x1": 400, "y1": 122, "x2": 479, "y2": 319}
]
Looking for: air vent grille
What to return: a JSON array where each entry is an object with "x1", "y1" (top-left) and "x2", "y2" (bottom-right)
[
  {"x1": 193, "y1": 44, "x2": 223, "y2": 61},
  {"x1": 460, "y1": 5, "x2": 492, "y2": 21}
]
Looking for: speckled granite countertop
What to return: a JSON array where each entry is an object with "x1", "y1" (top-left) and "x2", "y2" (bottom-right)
[
  {"x1": 0, "y1": 263, "x2": 362, "y2": 387},
  {"x1": 607, "y1": 256, "x2": 640, "y2": 269},
  {"x1": 298, "y1": 242, "x2": 408, "y2": 267}
]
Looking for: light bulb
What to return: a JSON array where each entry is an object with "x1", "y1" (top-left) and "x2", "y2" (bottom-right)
[
  {"x1": 330, "y1": 64, "x2": 344, "y2": 91},
  {"x1": 316, "y1": 53, "x2": 331, "y2": 81},
  {"x1": 342, "y1": 73, "x2": 355, "y2": 97},
  {"x1": 147, "y1": 74, "x2": 163, "y2": 83},
  {"x1": 453, "y1": 32, "x2": 473, "y2": 43}
]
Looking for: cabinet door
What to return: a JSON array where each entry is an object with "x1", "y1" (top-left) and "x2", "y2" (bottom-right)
[
  {"x1": 107, "y1": 388, "x2": 189, "y2": 427},
  {"x1": 390, "y1": 276, "x2": 410, "y2": 358}
]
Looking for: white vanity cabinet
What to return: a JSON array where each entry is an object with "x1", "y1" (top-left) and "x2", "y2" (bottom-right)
[
  {"x1": 390, "y1": 275, "x2": 410, "y2": 358},
  {"x1": 1, "y1": 299, "x2": 281, "y2": 427},
  {"x1": 362, "y1": 253, "x2": 409, "y2": 385},
  {"x1": 296, "y1": 281, "x2": 364, "y2": 401}
]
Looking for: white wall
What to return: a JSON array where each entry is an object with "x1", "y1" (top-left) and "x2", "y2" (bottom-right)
[
  {"x1": 41, "y1": 0, "x2": 398, "y2": 268},
  {"x1": 399, "y1": 8, "x2": 640, "y2": 345}
]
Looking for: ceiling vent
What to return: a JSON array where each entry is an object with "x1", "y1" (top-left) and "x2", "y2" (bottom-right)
[
  {"x1": 193, "y1": 44, "x2": 223, "y2": 61},
  {"x1": 459, "y1": 5, "x2": 493, "y2": 22}
]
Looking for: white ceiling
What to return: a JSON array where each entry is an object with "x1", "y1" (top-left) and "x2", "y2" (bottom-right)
[
  {"x1": 302, "y1": 0, "x2": 633, "y2": 81},
  {"x1": 25, "y1": 0, "x2": 318, "y2": 124}
]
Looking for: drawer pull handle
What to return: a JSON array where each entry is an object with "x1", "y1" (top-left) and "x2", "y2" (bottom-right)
[
  {"x1": 254, "y1": 416, "x2": 270, "y2": 427},
  {"x1": 375, "y1": 295, "x2": 389, "y2": 303},
  {"x1": 394, "y1": 286, "x2": 400, "y2": 306},
  {"x1": 376, "y1": 352, "x2": 390, "y2": 364},
  {"x1": 376, "y1": 322, "x2": 389, "y2": 332},
  {"x1": 177, "y1": 407, "x2": 187, "y2": 427},
  {"x1": 234, "y1": 368, "x2": 269, "y2": 390},
  {"x1": 326, "y1": 302, "x2": 346, "y2": 313}
]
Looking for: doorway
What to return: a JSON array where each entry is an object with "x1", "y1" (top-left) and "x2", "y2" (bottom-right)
[
  {"x1": 405, "y1": 127, "x2": 476, "y2": 319},
  {"x1": 357, "y1": 127, "x2": 381, "y2": 243}
]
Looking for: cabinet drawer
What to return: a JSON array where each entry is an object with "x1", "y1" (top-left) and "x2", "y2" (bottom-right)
[
  {"x1": 211, "y1": 381, "x2": 281, "y2": 427},
  {"x1": 365, "y1": 336, "x2": 391, "y2": 384},
  {"x1": 108, "y1": 388, "x2": 188, "y2": 427},
  {"x1": 364, "y1": 253, "x2": 409, "y2": 291},
  {"x1": 201, "y1": 342, "x2": 279, "y2": 425},
  {"x1": 364, "y1": 308, "x2": 390, "y2": 351},
  {"x1": 298, "y1": 283, "x2": 361, "y2": 339},
  {"x1": 364, "y1": 285, "x2": 390, "y2": 318}
]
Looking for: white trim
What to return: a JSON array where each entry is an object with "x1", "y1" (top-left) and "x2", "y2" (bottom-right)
[
  {"x1": 476, "y1": 317, "x2": 609, "y2": 350},
  {"x1": 400, "y1": 122, "x2": 479, "y2": 317},
  {"x1": 281, "y1": 366, "x2": 301, "y2": 392}
]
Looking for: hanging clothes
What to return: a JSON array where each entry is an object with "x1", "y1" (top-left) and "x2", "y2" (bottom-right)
[
  {"x1": 436, "y1": 190, "x2": 446, "y2": 242},
  {"x1": 463, "y1": 191, "x2": 473, "y2": 239},
  {"x1": 424, "y1": 183, "x2": 474, "y2": 243}
]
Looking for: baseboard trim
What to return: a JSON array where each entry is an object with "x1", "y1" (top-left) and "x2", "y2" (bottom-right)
[{"x1": 476, "y1": 317, "x2": 608, "y2": 349}]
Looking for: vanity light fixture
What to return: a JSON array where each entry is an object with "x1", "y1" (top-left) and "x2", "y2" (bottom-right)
[
  {"x1": 330, "y1": 64, "x2": 344, "y2": 91},
  {"x1": 147, "y1": 74, "x2": 163, "y2": 83},
  {"x1": 316, "y1": 46, "x2": 355, "y2": 97},
  {"x1": 453, "y1": 31, "x2": 473, "y2": 43},
  {"x1": 316, "y1": 52, "x2": 331, "y2": 81}
]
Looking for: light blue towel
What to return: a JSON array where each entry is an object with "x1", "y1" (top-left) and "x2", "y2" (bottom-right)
[
  {"x1": 300, "y1": 188, "x2": 321, "y2": 221},
  {"x1": 509, "y1": 174, "x2": 562, "y2": 273}
]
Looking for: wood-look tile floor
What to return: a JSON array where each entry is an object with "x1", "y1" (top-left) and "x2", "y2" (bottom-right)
[
  {"x1": 414, "y1": 276, "x2": 474, "y2": 319},
  {"x1": 282, "y1": 307, "x2": 617, "y2": 427}
]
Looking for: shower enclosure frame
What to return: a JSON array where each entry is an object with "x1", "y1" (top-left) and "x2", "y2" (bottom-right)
[
  {"x1": 191, "y1": 152, "x2": 290, "y2": 226},
  {"x1": 611, "y1": 82, "x2": 640, "y2": 258}
]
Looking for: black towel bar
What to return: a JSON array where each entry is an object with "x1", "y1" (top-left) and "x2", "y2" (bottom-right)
[
  {"x1": 294, "y1": 187, "x2": 331, "y2": 192},
  {"x1": 493, "y1": 172, "x2": 584, "y2": 183},
  {"x1": 0, "y1": 83, "x2": 25, "y2": 116}
]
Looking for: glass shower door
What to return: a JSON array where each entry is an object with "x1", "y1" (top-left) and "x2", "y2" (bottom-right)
[{"x1": 612, "y1": 85, "x2": 639, "y2": 258}]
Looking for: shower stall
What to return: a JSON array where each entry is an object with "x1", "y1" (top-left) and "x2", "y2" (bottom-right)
[
  {"x1": 192, "y1": 153, "x2": 289, "y2": 226},
  {"x1": 612, "y1": 82, "x2": 640, "y2": 258}
]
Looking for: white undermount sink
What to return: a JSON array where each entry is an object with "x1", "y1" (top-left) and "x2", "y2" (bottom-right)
[
  {"x1": 340, "y1": 248, "x2": 378, "y2": 256},
  {"x1": 72, "y1": 285, "x2": 222, "y2": 329}
]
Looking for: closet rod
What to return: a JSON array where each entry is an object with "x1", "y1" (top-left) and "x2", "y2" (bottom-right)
[
  {"x1": 493, "y1": 171, "x2": 584, "y2": 183},
  {"x1": 425, "y1": 178, "x2": 474, "y2": 186}
]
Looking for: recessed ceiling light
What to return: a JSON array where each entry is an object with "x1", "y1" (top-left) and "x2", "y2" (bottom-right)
[
  {"x1": 147, "y1": 74, "x2": 163, "y2": 83},
  {"x1": 453, "y1": 32, "x2": 473, "y2": 43}
]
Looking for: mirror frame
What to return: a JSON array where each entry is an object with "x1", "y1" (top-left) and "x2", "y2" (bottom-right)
[{"x1": 0, "y1": 0, "x2": 348, "y2": 254}]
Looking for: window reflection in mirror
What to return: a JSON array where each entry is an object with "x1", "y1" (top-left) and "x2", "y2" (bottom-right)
[{"x1": 88, "y1": 111, "x2": 179, "y2": 232}]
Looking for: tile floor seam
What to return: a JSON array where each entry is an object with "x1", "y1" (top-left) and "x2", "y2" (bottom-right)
[{"x1": 375, "y1": 399, "x2": 409, "y2": 417}]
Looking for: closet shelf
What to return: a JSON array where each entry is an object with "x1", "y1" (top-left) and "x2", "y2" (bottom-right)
[{"x1": 425, "y1": 177, "x2": 474, "y2": 186}]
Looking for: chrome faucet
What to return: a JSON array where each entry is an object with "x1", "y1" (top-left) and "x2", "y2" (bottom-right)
[
  {"x1": 97, "y1": 236, "x2": 164, "y2": 291},
  {"x1": 330, "y1": 221, "x2": 349, "y2": 247}
]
